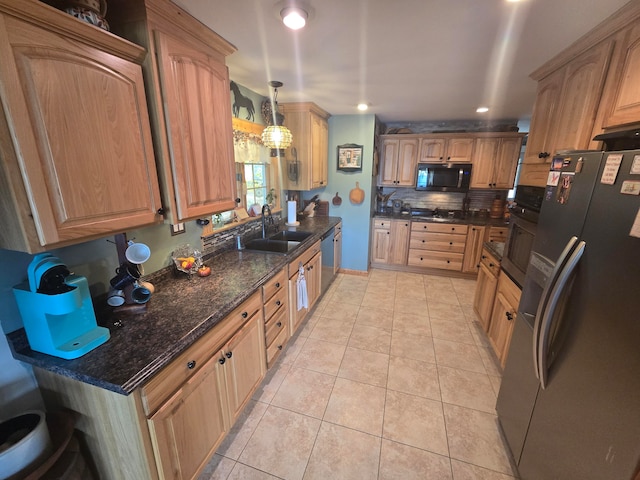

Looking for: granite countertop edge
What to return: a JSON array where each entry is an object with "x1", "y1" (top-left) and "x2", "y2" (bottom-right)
[
  {"x1": 483, "y1": 241, "x2": 505, "y2": 261},
  {"x1": 7, "y1": 216, "x2": 341, "y2": 396}
]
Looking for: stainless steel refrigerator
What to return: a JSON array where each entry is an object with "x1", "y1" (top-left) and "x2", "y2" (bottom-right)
[{"x1": 496, "y1": 149, "x2": 640, "y2": 479}]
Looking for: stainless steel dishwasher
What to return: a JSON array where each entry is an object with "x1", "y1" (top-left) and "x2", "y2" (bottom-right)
[{"x1": 320, "y1": 227, "x2": 336, "y2": 294}]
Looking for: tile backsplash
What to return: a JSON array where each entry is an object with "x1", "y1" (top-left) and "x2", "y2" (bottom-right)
[{"x1": 377, "y1": 189, "x2": 507, "y2": 212}]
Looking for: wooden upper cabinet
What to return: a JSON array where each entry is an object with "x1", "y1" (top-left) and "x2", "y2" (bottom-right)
[
  {"x1": 523, "y1": 71, "x2": 563, "y2": 164},
  {"x1": 109, "y1": 0, "x2": 238, "y2": 222},
  {"x1": 526, "y1": 40, "x2": 612, "y2": 163},
  {"x1": 154, "y1": 31, "x2": 237, "y2": 218},
  {"x1": 601, "y1": 23, "x2": 640, "y2": 128},
  {"x1": 419, "y1": 138, "x2": 446, "y2": 163},
  {"x1": 0, "y1": 1, "x2": 162, "y2": 252},
  {"x1": 471, "y1": 134, "x2": 523, "y2": 189},
  {"x1": 552, "y1": 40, "x2": 613, "y2": 153},
  {"x1": 280, "y1": 102, "x2": 330, "y2": 191},
  {"x1": 378, "y1": 136, "x2": 418, "y2": 187},
  {"x1": 419, "y1": 136, "x2": 473, "y2": 163}
]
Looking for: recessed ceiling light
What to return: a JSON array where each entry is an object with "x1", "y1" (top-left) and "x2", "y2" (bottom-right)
[
  {"x1": 281, "y1": 7, "x2": 308, "y2": 30},
  {"x1": 357, "y1": 103, "x2": 369, "y2": 111},
  {"x1": 476, "y1": 106, "x2": 490, "y2": 113}
]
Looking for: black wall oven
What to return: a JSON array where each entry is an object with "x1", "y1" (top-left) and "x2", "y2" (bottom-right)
[{"x1": 502, "y1": 186, "x2": 545, "y2": 288}]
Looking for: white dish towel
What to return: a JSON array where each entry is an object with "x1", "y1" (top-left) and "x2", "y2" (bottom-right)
[{"x1": 297, "y1": 263, "x2": 308, "y2": 311}]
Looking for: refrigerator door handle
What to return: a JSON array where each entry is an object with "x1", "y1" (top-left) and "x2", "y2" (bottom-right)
[
  {"x1": 538, "y1": 240, "x2": 586, "y2": 389},
  {"x1": 533, "y1": 236, "x2": 579, "y2": 380}
]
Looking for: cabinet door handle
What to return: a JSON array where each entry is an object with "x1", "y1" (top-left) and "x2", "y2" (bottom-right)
[
  {"x1": 506, "y1": 311, "x2": 514, "y2": 321},
  {"x1": 225, "y1": 351, "x2": 233, "y2": 359},
  {"x1": 187, "y1": 360, "x2": 196, "y2": 369},
  {"x1": 422, "y1": 240, "x2": 425, "y2": 243},
  {"x1": 481, "y1": 255, "x2": 487, "y2": 259},
  {"x1": 218, "y1": 357, "x2": 226, "y2": 365},
  {"x1": 276, "y1": 300, "x2": 281, "y2": 306},
  {"x1": 242, "y1": 311, "x2": 248, "y2": 318},
  {"x1": 449, "y1": 241, "x2": 453, "y2": 245},
  {"x1": 276, "y1": 321, "x2": 282, "y2": 328},
  {"x1": 489, "y1": 263, "x2": 494, "y2": 267},
  {"x1": 447, "y1": 260, "x2": 450, "y2": 263},
  {"x1": 275, "y1": 282, "x2": 280, "y2": 288},
  {"x1": 277, "y1": 345, "x2": 283, "y2": 350},
  {"x1": 538, "y1": 152, "x2": 550, "y2": 159}
]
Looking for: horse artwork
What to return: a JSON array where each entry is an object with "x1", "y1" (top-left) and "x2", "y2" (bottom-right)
[{"x1": 230, "y1": 81, "x2": 255, "y2": 121}]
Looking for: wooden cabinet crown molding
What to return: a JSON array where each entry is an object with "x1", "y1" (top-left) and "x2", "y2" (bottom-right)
[{"x1": 1, "y1": 0, "x2": 147, "y2": 62}]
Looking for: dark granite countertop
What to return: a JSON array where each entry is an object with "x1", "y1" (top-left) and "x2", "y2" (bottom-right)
[
  {"x1": 483, "y1": 241, "x2": 505, "y2": 261},
  {"x1": 374, "y1": 211, "x2": 509, "y2": 227},
  {"x1": 7, "y1": 216, "x2": 341, "y2": 396}
]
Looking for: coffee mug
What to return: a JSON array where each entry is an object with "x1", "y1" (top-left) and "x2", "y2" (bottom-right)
[
  {"x1": 106, "y1": 288, "x2": 125, "y2": 307},
  {"x1": 131, "y1": 284, "x2": 151, "y2": 304},
  {"x1": 125, "y1": 241, "x2": 151, "y2": 265},
  {"x1": 110, "y1": 262, "x2": 141, "y2": 290},
  {"x1": 137, "y1": 280, "x2": 155, "y2": 294}
]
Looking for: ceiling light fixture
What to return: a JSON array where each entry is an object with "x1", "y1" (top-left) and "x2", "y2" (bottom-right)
[
  {"x1": 357, "y1": 103, "x2": 369, "y2": 112},
  {"x1": 476, "y1": 106, "x2": 490, "y2": 113},
  {"x1": 262, "y1": 81, "x2": 293, "y2": 155},
  {"x1": 281, "y1": 7, "x2": 308, "y2": 30}
]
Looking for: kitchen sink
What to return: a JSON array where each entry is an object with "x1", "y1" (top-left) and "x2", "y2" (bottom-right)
[
  {"x1": 268, "y1": 230, "x2": 313, "y2": 242},
  {"x1": 243, "y1": 230, "x2": 313, "y2": 254}
]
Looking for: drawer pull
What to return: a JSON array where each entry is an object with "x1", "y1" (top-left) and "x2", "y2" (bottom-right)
[
  {"x1": 422, "y1": 240, "x2": 425, "y2": 243},
  {"x1": 481, "y1": 255, "x2": 487, "y2": 259},
  {"x1": 276, "y1": 321, "x2": 282, "y2": 328},
  {"x1": 218, "y1": 357, "x2": 226, "y2": 365},
  {"x1": 447, "y1": 260, "x2": 450, "y2": 264},
  {"x1": 242, "y1": 311, "x2": 248, "y2": 318},
  {"x1": 420, "y1": 257, "x2": 423, "y2": 261},
  {"x1": 225, "y1": 351, "x2": 233, "y2": 359},
  {"x1": 275, "y1": 282, "x2": 280, "y2": 288},
  {"x1": 276, "y1": 300, "x2": 281, "y2": 306},
  {"x1": 277, "y1": 345, "x2": 283, "y2": 350},
  {"x1": 449, "y1": 242, "x2": 453, "y2": 245},
  {"x1": 187, "y1": 360, "x2": 196, "y2": 369},
  {"x1": 489, "y1": 263, "x2": 494, "y2": 267}
]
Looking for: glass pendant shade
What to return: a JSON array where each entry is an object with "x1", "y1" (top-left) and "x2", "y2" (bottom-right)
[{"x1": 261, "y1": 125, "x2": 293, "y2": 149}]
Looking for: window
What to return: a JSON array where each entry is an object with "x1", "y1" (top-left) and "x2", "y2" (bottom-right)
[{"x1": 243, "y1": 163, "x2": 268, "y2": 207}]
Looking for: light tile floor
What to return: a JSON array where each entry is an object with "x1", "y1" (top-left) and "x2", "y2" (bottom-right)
[{"x1": 199, "y1": 269, "x2": 517, "y2": 480}]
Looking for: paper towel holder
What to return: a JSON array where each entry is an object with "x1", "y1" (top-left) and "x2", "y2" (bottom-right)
[{"x1": 285, "y1": 199, "x2": 300, "y2": 227}]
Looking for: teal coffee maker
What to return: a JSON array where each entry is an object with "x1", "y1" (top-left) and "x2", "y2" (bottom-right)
[{"x1": 13, "y1": 254, "x2": 110, "y2": 360}]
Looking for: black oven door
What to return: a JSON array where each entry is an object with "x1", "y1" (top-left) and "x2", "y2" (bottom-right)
[{"x1": 502, "y1": 213, "x2": 537, "y2": 288}]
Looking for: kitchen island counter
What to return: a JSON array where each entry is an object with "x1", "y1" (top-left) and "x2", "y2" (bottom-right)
[{"x1": 7, "y1": 216, "x2": 341, "y2": 395}]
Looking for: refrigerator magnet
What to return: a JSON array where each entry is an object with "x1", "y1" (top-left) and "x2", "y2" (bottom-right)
[
  {"x1": 630, "y1": 208, "x2": 640, "y2": 239},
  {"x1": 620, "y1": 180, "x2": 640, "y2": 195},
  {"x1": 630, "y1": 155, "x2": 640, "y2": 175},
  {"x1": 601, "y1": 153, "x2": 623, "y2": 185},
  {"x1": 556, "y1": 172, "x2": 575, "y2": 205},
  {"x1": 547, "y1": 170, "x2": 560, "y2": 186}
]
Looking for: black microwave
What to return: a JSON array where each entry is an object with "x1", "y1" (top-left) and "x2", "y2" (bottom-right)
[{"x1": 415, "y1": 163, "x2": 472, "y2": 192}]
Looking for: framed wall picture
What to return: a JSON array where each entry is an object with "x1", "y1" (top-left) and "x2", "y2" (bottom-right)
[{"x1": 337, "y1": 144, "x2": 363, "y2": 172}]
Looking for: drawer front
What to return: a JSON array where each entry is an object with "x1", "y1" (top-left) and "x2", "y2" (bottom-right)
[
  {"x1": 373, "y1": 219, "x2": 391, "y2": 229},
  {"x1": 409, "y1": 232, "x2": 466, "y2": 253},
  {"x1": 489, "y1": 226, "x2": 508, "y2": 243},
  {"x1": 265, "y1": 306, "x2": 288, "y2": 346},
  {"x1": 335, "y1": 222, "x2": 342, "y2": 234},
  {"x1": 480, "y1": 249, "x2": 500, "y2": 277},
  {"x1": 141, "y1": 290, "x2": 262, "y2": 415},
  {"x1": 411, "y1": 222, "x2": 468, "y2": 235},
  {"x1": 264, "y1": 287, "x2": 287, "y2": 321},
  {"x1": 262, "y1": 268, "x2": 286, "y2": 302},
  {"x1": 266, "y1": 324, "x2": 289, "y2": 366},
  {"x1": 289, "y1": 240, "x2": 321, "y2": 277},
  {"x1": 408, "y1": 250, "x2": 463, "y2": 271}
]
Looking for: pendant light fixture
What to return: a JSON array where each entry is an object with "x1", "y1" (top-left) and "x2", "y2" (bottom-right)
[{"x1": 261, "y1": 81, "x2": 292, "y2": 155}]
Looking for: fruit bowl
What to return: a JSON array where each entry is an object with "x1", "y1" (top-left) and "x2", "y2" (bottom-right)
[{"x1": 171, "y1": 245, "x2": 203, "y2": 276}]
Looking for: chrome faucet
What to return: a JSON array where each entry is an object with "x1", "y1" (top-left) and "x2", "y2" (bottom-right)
[{"x1": 261, "y1": 204, "x2": 273, "y2": 238}]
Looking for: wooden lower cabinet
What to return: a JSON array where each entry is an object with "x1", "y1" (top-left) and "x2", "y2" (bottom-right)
[
  {"x1": 263, "y1": 268, "x2": 289, "y2": 367},
  {"x1": 371, "y1": 219, "x2": 410, "y2": 265},
  {"x1": 473, "y1": 247, "x2": 501, "y2": 331},
  {"x1": 408, "y1": 222, "x2": 468, "y2": 271},
  {"x1": 148, "y1": 355, "x2": 228, "y2": 480},
  {"x1": 488, "y1": 272, "x2": 522, "y2": 368},
  {"x1": 34, "y1": 291, "x2": 267, "y2": 480},
  {"x1": 289, "y1": 241, "x2": 322, "y2": 334},
  {"x1": 462, "y1": 225, "x2": 486, "y2": 273}
]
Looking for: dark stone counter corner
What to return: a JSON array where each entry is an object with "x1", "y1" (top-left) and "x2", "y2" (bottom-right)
[{"x1": 6, "y1": 216, "x2": 341, "y2": 396}]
